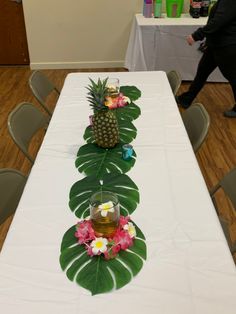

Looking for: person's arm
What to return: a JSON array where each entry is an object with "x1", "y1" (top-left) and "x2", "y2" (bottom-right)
[{"x1": 192, "y1": 0, "x2": 236, "y2": 41}]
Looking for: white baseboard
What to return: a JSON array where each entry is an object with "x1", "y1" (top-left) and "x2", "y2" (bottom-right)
[{"x1": 30, "y1": 60, "x2": 125, "y2": 70}]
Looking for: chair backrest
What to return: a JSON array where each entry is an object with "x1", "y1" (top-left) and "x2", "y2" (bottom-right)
[
  {"x1": 210, "y1": 168, "x2": 236, "y2": 254},
  {"x1": 182, "y1": 103, "x2": 210, "y2": 152},
  {"x1": 8, "y1": 102, "x2": 49, "y2": 163},
  {"x1": 167, "y1": 70, "x2": 182, "y2": 96},
  {"x1": 0, "y1": 169, "x2": 27, "y2": 225},
  {"x1": 219, "y1": 217, "x2": 236, "y2": 254},
  {"x1": 29, "y1": 70, "x2": 60, "y2": 116},
  {"x1": 210, "y1": 168, "x2": 236, "y2": 211}
]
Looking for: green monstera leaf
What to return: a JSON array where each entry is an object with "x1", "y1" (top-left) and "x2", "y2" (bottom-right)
[
  {"x1": 114, "y1": 102, "x2": 141, "y2": 121},
  {"x1": 60, "y1": 222, "x2": 146, "y2": 295},
  {"x1": 120, "y1": 86, "x2": 141, "y2": 101},
  {"x1": 83, "y1": 119, "x2": 137, "y2": 144},
  {"x1": 75, "y1": 143, "x2": 136, "y2": 178},
  {"x1": 69, "y1": 173, "x2": 139, "y2": 218}
]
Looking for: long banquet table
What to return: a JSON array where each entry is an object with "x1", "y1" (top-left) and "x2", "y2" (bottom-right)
[
  {"x1": 0, "y1": 71, "x2": 235, "y2": 313},
  {"x1": 125, "y1": 14, "x2": 226, "y2": 82}
]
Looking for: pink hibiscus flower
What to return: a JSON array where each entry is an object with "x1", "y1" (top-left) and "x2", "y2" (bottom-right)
[
  {"x1": 113, "y1": 229, "x2": 133, "y2": 250},
  {"x1": 87, "y1": 245, "x2": 94, "y2": 257},
  {"x1": 75, "y1": 220, "x2": 95, "y2": 244},
  {"x1": 119, "y1": 215, "x2": 130, "y2": 227},
  {"x1": 104, "y1": 93, "x2": 130, "y2": 109}
]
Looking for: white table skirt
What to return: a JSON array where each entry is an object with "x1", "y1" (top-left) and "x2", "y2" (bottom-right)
[
  {"x1": 125, "y1": 14, "x2": 226, "y2": 82},
  {"x1": 0, "y1": 71, "x2": 235, "y2": 313}
]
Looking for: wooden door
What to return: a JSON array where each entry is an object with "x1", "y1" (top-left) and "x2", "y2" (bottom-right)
[{"x1": 0, "y1": 0, "x2": 29, "y2": 65}]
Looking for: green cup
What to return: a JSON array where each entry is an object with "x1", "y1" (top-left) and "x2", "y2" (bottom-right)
[{"x1": 166, "y1": 0, "x2": 184, "y2": 18}]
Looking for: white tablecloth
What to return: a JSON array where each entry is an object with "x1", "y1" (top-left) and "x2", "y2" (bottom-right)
[
  {"x1": 125, "y1": 14, "x2": 226, "y2": 82},
  {"x1": 0, "y1": 71, "x2": 235, "y2": 313}
]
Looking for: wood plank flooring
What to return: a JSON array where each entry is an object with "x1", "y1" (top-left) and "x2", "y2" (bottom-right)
[{"x1": 0, "y1": 67, "x2": 235, "y2": 262}]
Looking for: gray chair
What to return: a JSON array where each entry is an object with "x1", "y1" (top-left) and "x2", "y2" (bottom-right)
[
  {"x1": 210, "y1": 168, "x2": 236, "y2": 212},
  {"x1": 29, "y1": 70, "x2": 60, "y2": 116},
  {"x1": 218, "y1": 218, "x2": 236, "y2": 255},
  {"x1": 210, "y1": 168, "x2": 236, "y2": 254},
  {"x1": 167, "y1": 70, "x2": 182, "y2": 96},
  {"x1": 8, "y1": 102, "x2": 50, "y2": 163},
  {"x1": 0, "y1": 169, "x2": 27, "y2": 225},
  {"x1": 182, "y1": 103, "x2": 210, "y2": 153}
]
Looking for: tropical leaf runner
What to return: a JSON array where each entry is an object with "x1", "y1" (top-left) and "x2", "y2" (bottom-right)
[
  {"x1": 69, "y1": 173, "x2": 139, "y2": 218},
  {"x1": 60, "y1": 84, "x2": 147, "y2": 295},
  {"x1": 75, "y1": 143, "x2": 136, "y2": 178}
]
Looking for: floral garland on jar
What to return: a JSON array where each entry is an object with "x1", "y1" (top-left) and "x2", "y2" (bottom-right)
[{"x1": 75, "y1": 215, "x2": 136, "y2": 260}]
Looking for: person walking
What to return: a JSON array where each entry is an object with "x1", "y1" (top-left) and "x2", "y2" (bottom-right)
[{"x1": 176, "y1": 0, "x2": 236, "y2": 118}]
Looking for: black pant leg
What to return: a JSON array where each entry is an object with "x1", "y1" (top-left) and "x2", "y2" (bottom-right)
[
  {"x1": 214, "y1": 44, "x2": 236, "y2": 103},
  {"x1": 188, "y1": 47, "x2": 217, "y2": 96},
  {"x1": 178, "y1": 48, "x2": 217, "y2": 108}
]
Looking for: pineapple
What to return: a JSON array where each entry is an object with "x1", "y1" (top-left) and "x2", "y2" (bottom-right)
[{"x1": 87, "y1": 78, "x2": 119, "y2": 148}]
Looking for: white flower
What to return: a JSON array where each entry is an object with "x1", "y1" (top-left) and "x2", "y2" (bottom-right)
[
  {"x1": 91, "y1": 237, "x2": 108, "y2": 255},
  {"x1": 123, "y1": 222, "x2": 136, "y2": 238},
  {"x1": 123, "y1": 96, "x2": 131, "y2": 104},
  {"x1": 98, "y1": 201, "x2": 114, "y2": 217}
]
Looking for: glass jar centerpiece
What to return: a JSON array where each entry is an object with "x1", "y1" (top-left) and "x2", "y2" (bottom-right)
[
  {"x1": 106, "y1": 78, "x2": 120, "y2": 99},
  {"x1": 89, "y1": 191, "x2": 120, "y2": 238}
]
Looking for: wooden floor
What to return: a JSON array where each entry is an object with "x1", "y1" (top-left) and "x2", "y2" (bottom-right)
[{"x1": 0, "y1": 67, "x2": 236, "y2": 262}]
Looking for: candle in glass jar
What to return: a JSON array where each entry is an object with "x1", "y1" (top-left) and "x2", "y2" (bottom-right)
[{"x1": 90, "y1": 191, "x2": 120, "y2": 238}]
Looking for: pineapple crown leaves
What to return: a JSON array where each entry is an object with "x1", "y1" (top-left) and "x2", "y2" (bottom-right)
[{"x1": 86, "y1": 77, "x2": 109, "y2": 112}]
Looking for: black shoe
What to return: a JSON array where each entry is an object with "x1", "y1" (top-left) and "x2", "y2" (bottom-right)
[
  {"x1": 175, "y1": 94, "x2": 192, "y2": 109},
  {"x1": 175, "y1": 95, "x2": 180, "y2": 104},
  {"x1": 223, "y1": 105, "x2": 236, "y2": 118},
  {"x1": 223, "y1": 109, "x2": 236, "y2": 118}
]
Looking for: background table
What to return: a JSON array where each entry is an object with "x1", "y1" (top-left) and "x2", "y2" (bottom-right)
[
  {"x1": 0, "y1": 71, "x2": 235, "y2": 313},
  {"x1": 125, "y1": 14, "x2": 226, "y2": 82}
]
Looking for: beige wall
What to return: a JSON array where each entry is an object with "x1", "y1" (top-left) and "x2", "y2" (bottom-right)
[{"x1": 22, "y1": 0, "x2": 189, "y2": 69}]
